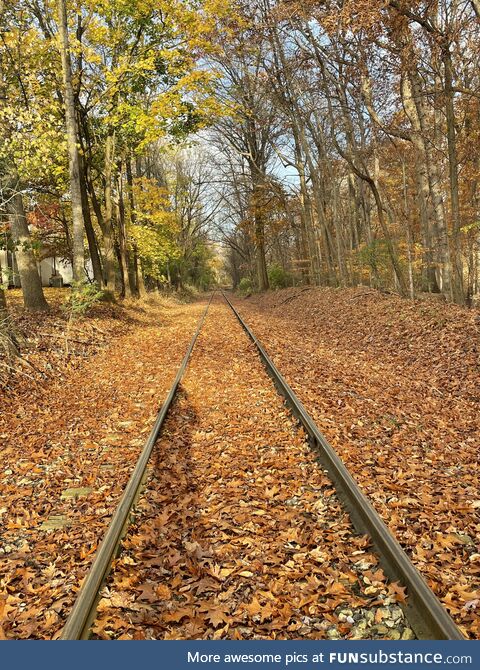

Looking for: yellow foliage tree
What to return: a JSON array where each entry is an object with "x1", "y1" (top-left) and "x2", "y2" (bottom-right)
[{"x1": 131, "y1": 178, "x2": 180, "y2": 281}]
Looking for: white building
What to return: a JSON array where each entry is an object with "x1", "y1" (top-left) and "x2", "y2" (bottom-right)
[
  {"x1": 0, "y1": 250, "x2": 92, "y2": 288},
  {"x1": 0, "y1": 250, "x2": 21, "y2": 287},
  {"x1": 37, "y1": 256, "x2": 74, "y2": 287}
]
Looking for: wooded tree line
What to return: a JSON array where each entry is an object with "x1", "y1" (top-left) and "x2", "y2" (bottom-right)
[
  {"x1": 1, "y1": 0, "x2": 479, "y2": 331},
  {"x1": 0, "y1": 0, "x2": 223, "y2": 325},
  {"x1": 207, "y1": 0, "x2": 480, "y2": 305}
]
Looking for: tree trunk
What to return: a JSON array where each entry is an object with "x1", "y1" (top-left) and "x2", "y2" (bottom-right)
[
  {"x1": 57, "y1": 0, "x2": 84, "y2": 283},
  {"x1": 7, "y1": 190, "x2": 49, "y2": 311},
  {"x1": 293, "y1": 145, "x2": 312, "y2": 286},
  {"x1": 103, "y1": 131, "x2": 117, "y2": 291},
  {"x1": 250, "y1": 169, "x2": 269, "y2": 291},
  {"x1": 370, "y1": 177, "x2": 408, "y2": 296},
  {"x1": 404, "y1": 69, "x2": 453, "y2": 298},
  {"x1": 0, "y1": 285, "x2": 13, "y2": 356},
  {"x1": 442, "y1": 43, "x2": 464, "y2": 304},
  {"x1": 302, "y1": 116, "x2": 339, "y2": 284},
  {"x1": 254, "y1": 203, "x2": 269, "y2": 291},
  {"x1": 295, "y1": 130, "x2": 335, "y2": 285},
  {"x1": 84, "y1": 172, "x2": 106, "y2": 278},
  {"x1": 332, "y1": 180, "x2": 347, "y2": 286},
  {"x1": 133, "y1": 248, "x2": 146, "y2": 298},
  {"x1": 400, "y1": 77, "x2": 438, "y2": 292},
  {"x1": 79, "y1": 157, "x2": 104, "y2": 286},
  {"x1": 0, "y1": 287, "x2": 7, "y2": 314},
  {"x1": 116, "y1": 168, "x2": 132, "y2": 299},
  {"x1": 125, "y1": 157, "x2": 143, "y2": 297},
  {"x1": 401, "y1": 160, "x2": 415, "y2": 300}
]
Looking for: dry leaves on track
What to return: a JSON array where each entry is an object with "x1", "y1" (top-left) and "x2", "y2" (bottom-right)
[
  {"x1": 93, "y1": 299, "x2": 412, "y2": 640},
  {"x1": 234, "y1": 287, "x2": 480, "y2": 638},
  {"x1": 0, "y1": 295, "x2": 206, "y2": 639}
]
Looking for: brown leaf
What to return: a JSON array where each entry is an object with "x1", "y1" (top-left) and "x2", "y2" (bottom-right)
[
  {"x1": 163, "y1": 607, "x2": 193, "y2": 623},
  {"x1": 204, "y1": 607, "x2": 231, "y2": 628}
]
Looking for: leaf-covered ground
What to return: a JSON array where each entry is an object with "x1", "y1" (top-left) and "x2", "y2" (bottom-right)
[
  {"x1": 92, "y1": 299, "x2": 411, "y2": 640},
  {"x1": 0, "y1": 292, "x2": 206, "y2": 639},
  {"x1": 2, "y1": 288, "x2": 477, "y2": 639},
  {"x1": 233, "y1": 287, "x2": 480, "y2": 638},
  {"x1": 1, "y1": 289, "x2": 134, "y2": 391}
]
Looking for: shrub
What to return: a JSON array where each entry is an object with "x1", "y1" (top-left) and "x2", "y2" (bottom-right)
[
  {"x1": 176, "y1": 284, "x2": 199, "y2": 303},
  {"x1": 268, "y1": 263, "x2": 292, "y2": 290},
  {"x1": 60, "y1": 282, "x2": 105, "y2": 355},
  {"x1": 238, "y1": 277, "x2": 253, "y2": 296},
  {"x1": 62, "y1": 281, "x2": 105, "y2": 320}
]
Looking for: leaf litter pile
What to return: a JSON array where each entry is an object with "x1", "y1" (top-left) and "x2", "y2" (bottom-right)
[
  {"x1": 235, "y1": 287, "x2": 480, "y2": 639},
  {"x1": 93, "y1": 298, "x2": 411, "y2": 640},
  {"x1": 0, "y1": 294, "x2": 206, "y2": 639}
]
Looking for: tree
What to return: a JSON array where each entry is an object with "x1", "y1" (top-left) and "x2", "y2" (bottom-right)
[
  {"x1": 0, "y1": 2, "x2": 50, "y2": 310},
  {"x1": 57, "y1": 0, "x2": 85, "y2": 283},
  {"x1": 208, "y1": 3, "x2": 290, "y2": 290},
  {"x1": 6, "y1": 186, "x2": 49, "y2": 311}
]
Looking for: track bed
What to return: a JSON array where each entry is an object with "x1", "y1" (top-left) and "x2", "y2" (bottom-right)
[{"x1": 91, "y1": 298, "x2": 414, "y2": 640}]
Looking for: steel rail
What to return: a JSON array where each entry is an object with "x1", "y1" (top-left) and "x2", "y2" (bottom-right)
[
  {"x1": 222, "y1": 291, "x2": 464, "y2": 640},
  {"x1": 60, "y1": 292, "x2": 215, "y2": 640}
]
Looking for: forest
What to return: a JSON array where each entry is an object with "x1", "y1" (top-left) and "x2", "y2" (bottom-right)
[
  {"x1": 1, "y1": 0, "x2": 479, "y2": 319},
  {"x1": 1, "y1": 0, "x2": 479, "y2": 645}
]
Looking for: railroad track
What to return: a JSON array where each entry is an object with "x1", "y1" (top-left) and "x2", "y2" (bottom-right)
[{"x1": 60, "y1": 292, "x2": 463, "y2": 640}]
